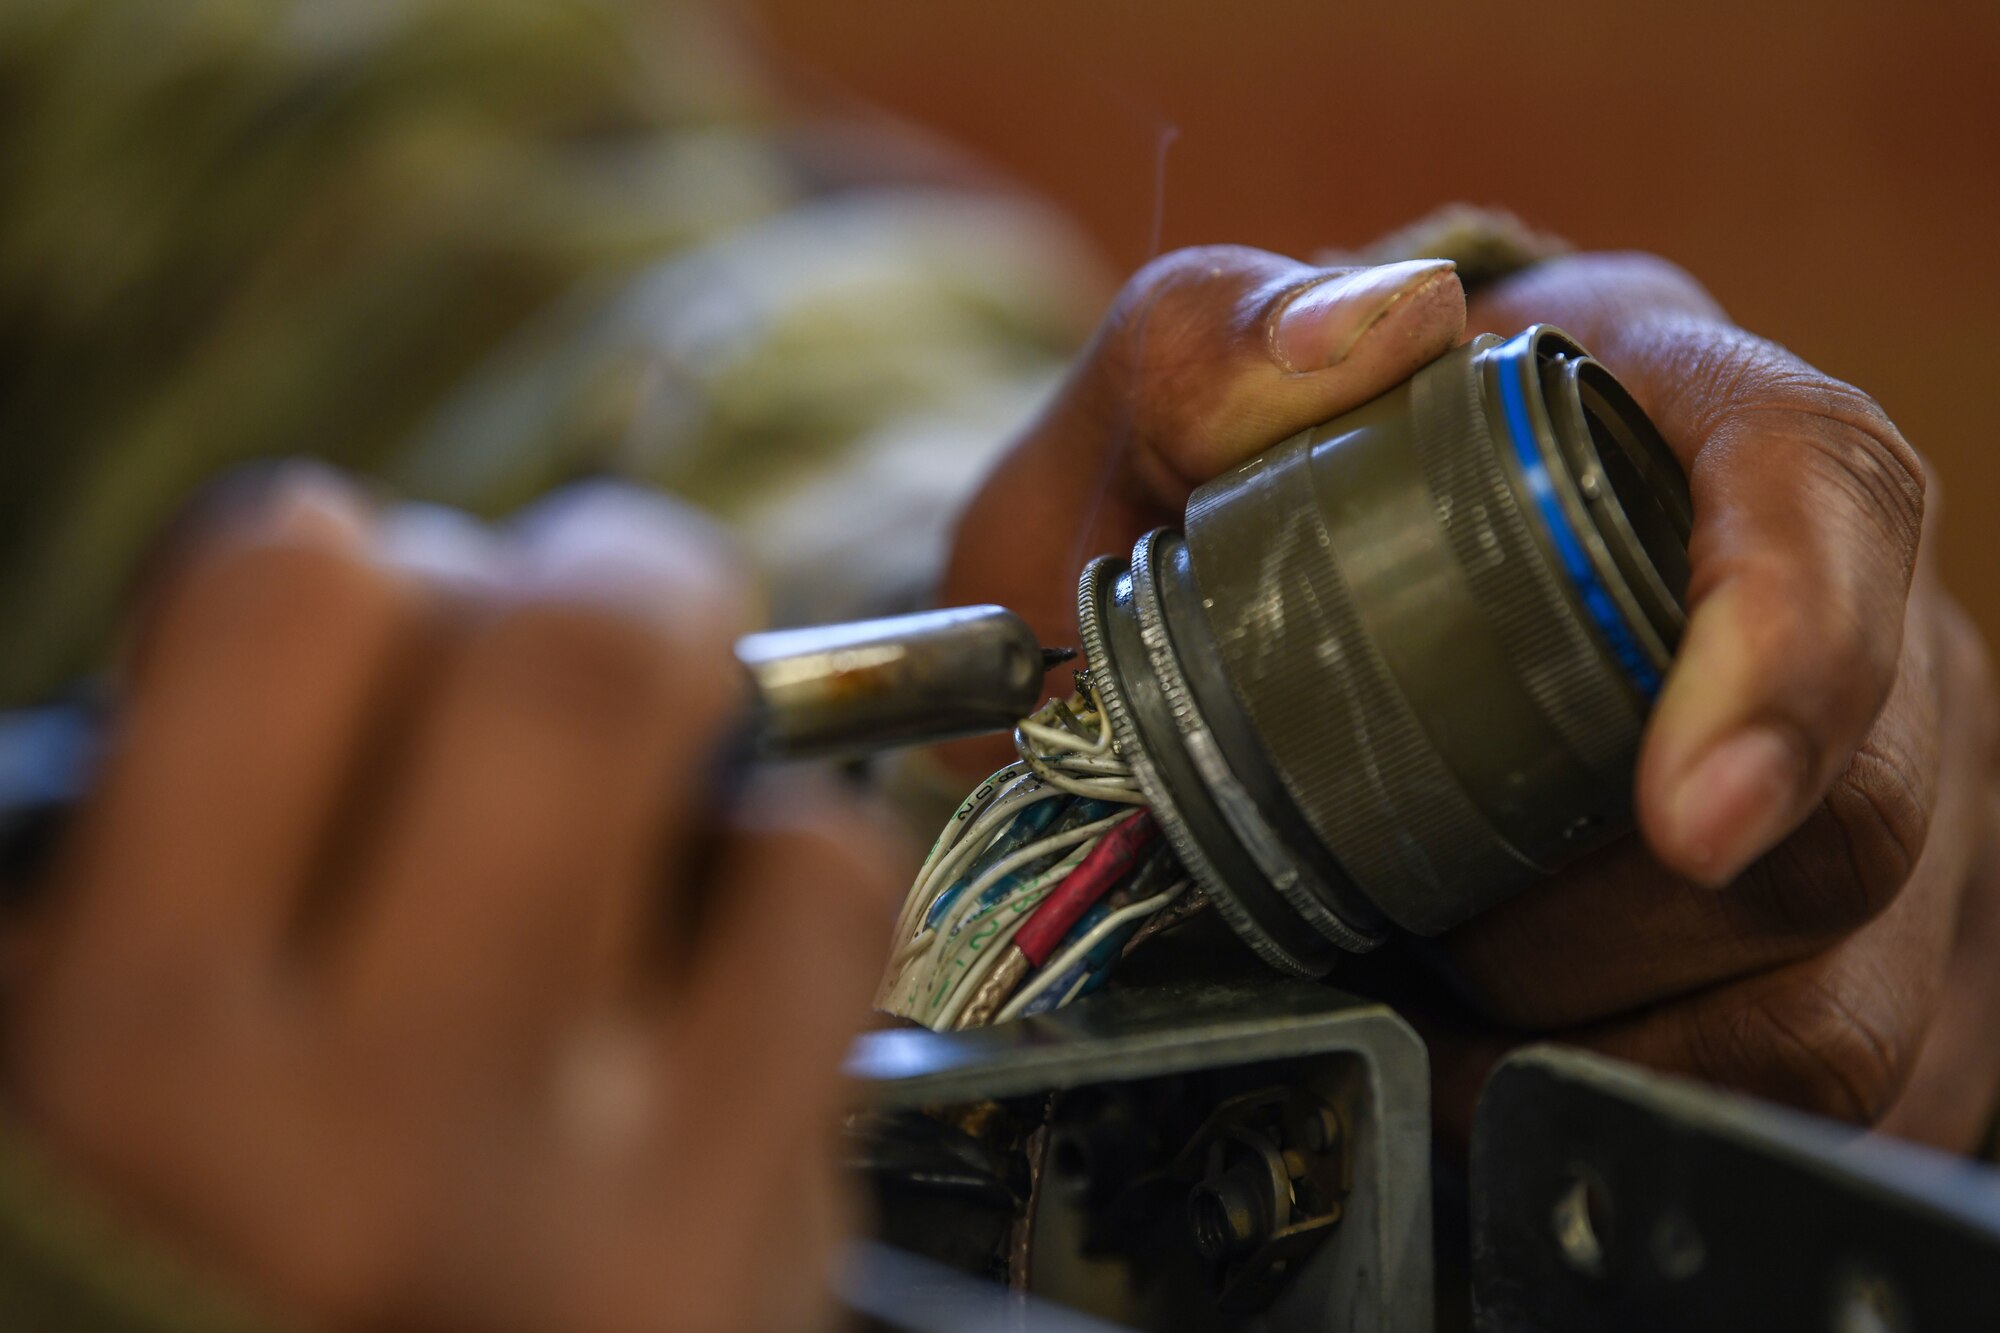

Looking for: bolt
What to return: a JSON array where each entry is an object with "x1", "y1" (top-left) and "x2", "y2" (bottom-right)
[{"x1": 1187, "y1": 1164, "x2": 1271, "y2": 1260}]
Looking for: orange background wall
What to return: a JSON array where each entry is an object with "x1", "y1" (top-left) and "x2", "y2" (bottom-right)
[{"x1": 754, "y1": 0, "x2": 2000, "y2": 640}]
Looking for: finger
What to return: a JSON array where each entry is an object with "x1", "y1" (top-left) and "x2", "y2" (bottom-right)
[
  {"x1": 1097, "y1": 250, "x2": 1466, "y2": 491},
  {"x1": 331, "y1": 485, "x2": 754, "y2": 1052},
  {"x1": 1879, "y1": 796, "x2": 2000, "y2": 1152},
  {"x1": 1473, "y1": 253, "x2": 1929, "y2": 888},
  {"x1": 944, "y1": 247, "x2": 1465, "y2": 652},
  {"x1": 751, "y1": 1148, "x2": 855, "y2": 1333},
  {"x1": 1420, "y1": 591, "x2": 1988, "y2": 1149},
  {"x1": 1394, "y1": 1003, "x2": 1511, "y2": 1164},
  {"x1": 46, "y1": 466, "x2": 408, "y2": 993},
  {"x1": 664, "y1": 777, "x2": 903, "y2": 1216},
  {"x1": 1464, "y1": 250, "x2": 1728, "y2": 344},
  {"x1": 1571, "y1": 813, "x2": 1967, "y2": 1126},
  {"x1": 1439, "y1": 575, "x2": 1960, "y2": 1028}
]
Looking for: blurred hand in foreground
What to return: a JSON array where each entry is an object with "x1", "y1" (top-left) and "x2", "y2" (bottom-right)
[
  {"x1": 7, "y1": 472, "x2": 903, "y2": 1332},
  {"x1": 945, "y1": 247, "x2": 2000, "y2": 1152}
]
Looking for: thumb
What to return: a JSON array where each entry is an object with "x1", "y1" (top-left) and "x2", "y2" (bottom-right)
[
  {"x1": 945, "y1": 245, "x2": 1463, "y2": 668},
  {"x1": 1067, "y1": 246, "x2": 1465, "y2": 502}
]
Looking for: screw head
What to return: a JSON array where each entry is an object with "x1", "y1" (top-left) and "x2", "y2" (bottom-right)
[{"x1": 1187, "y1": 1166, "x2": 1270, "y2": 1260}]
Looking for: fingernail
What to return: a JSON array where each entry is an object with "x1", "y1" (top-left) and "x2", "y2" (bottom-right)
[
  {"x1": 1269, "y1": 258, "x2": 1457, "y2": 372},
  {"x1": 1667, "y1": 724, "x2": 1811, "y2": 887}
]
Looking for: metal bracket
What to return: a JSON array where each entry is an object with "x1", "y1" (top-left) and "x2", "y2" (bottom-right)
[
  {"x1": 848, "y1": 974, "x2": 1434, "y2": 1332},
  {"x1": 1472, "y1": 1045, "x2": 2000, "y2": 1332}
]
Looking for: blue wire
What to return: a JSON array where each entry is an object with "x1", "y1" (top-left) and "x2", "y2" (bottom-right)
[
  {"x1": 926, "y1": 796, "x2": 1126, "y2": 936},
  {"x1": 923, "y1": 794, "x2": 1069, "y2": 929}
]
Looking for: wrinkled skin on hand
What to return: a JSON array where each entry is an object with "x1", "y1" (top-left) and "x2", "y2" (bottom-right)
[
  {"x1": 6, "y1": 472, "x2": 905, "y2": 1332},
  {"x1": 944, "y1": 246, "x2": 2000, "y2": 1153}
]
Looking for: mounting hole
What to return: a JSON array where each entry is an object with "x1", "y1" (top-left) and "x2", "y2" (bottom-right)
[{"x1": 1551, "y1": 1165, "x2": 1612, "y2": 1277}]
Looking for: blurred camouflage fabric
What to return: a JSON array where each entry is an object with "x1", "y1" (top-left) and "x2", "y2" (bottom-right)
[
  {"x1": 0, "y1": 1, "x2": 1107, "y2": 1325},
  {"x1": 0, "y1": 0, "x2": 1108, "y2": 706}
]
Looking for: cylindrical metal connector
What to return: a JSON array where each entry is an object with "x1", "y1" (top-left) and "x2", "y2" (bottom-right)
[
  {"x1": 739, "y1": 604, "x2": 1055, "y2": 760},
  {"x1": 1080, "y1": 326, "x2": 1691, "y2": 975},
  {"x1": 0, "y1": 604, "x2": 1073, "y2": 888}
]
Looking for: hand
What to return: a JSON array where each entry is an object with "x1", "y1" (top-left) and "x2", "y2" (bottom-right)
[
  {"x1": 944, "y1": 246, "x2": 2000, "y2": 1151},
  {"x1": 1426, "y1": 254, "x2": 2000, "y2": 1152},
  {"x1": 6, "y1": 469, "x2": 904, "y2": 1332},
  {"x1": 942, "y1": 246, "x2": 1469, "y2": 765}
]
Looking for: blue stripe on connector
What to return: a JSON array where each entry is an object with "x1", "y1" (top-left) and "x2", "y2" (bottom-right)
[{"x1": 1496, "y1": 361, "x2": 1662, "y2": 697}]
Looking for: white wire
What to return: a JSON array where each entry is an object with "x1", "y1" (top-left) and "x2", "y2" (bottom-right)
[
  {"x1": 916, "y1": 842, "x2": 1094, "y2": 1028},
  {"x1": 910, "y1": 771, "x2": 1047, "y2": 907},
  {"x1": 879, "y1": 681, "x2": 1153, "y2": 1023},
  {"x1": 1029, "y1": 767, "x2": 1147, "y2": 802},
  {"x1": 1017, "y1": 715, "x2": 1115, "y2": 758},
  {"x1": 885, "y1": 791, "x2": 1093, "y2": 1015},
  {"x1": 929, "y1": 814, "x2": 1125, "y2": 954},
  {"x1": 991, "y1": 880, "x2": 1190, "y2": 1024},
  {"x1": 892, "y1": 773, "x2": 1055, "y2": 949},
  {"x1": 880, "y1": 765, "x2": 1044, "y2": 1011},
  {"x1": 1008, "y1": 688, "x2": 1146, "y2": 805},
  {"x1": 889, "y1": 827, "x2": 1110, "y2": 1019},
  {"x1": 928, "y1": 878, "x2": 1054, "y2": 1030},
  {"x1": 916, "y1": 868, "x2": 1064, "y2": 1032},
  {"x1": 1018, "y1": 695, "x2": 1124, "y2": 769},
  {"x1": 916, "y1": 768, "x2": 1048, "y2": 904},
  {"x1": 913, "y1": 760, "x2": 1029, "y2": 883}
]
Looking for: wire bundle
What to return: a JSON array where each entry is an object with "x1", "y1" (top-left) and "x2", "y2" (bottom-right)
[{"x1": 878, "y1": 680, "x2": 1192, "y2": 1030}]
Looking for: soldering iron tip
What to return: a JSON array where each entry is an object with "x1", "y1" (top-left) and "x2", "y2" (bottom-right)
[{"x1": 1040, "y1": 646, "x2": 1079, "y2": 671}]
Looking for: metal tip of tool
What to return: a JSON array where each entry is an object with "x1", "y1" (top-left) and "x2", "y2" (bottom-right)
[{"x1": 1040, "y1": 646, "x2": 1079, "y2": 672}]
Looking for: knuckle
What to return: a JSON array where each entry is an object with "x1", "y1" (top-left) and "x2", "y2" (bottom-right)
[
  {"x1": 1819, "y1": 740, "x2": 1932, "y2": 920},
  {"x1": 1694, "y1": 975, "x2": 1910, "y2": 1123},
  {"x1": 1117, "y1": 244, "x2": 1274, "y2": 316},
  {"x1": 1479, "y1": 250, "x2": 1724, "y2": 334},
  {"x1": 1721, "y1": 553, "x2": 1900, "y2": 725},
  {"x1": 474, "y1": 601, "x2": 694, "y2": 735},
  {"x1": 1099, "y1": 244, "x2": 1290, "y2": 421},
  {"x1": 170, "y1": 539, "x2": 395, "y2": 652},
  {"x1": 512, "y1": 483, "x2": 753, "y2": 643},
  {"x1": 1561, "y1": 251, "x2": 1715, "y2": 306},
  {"x1": 1761, "y1": 375, "x2": 1927, "y2": 562}
]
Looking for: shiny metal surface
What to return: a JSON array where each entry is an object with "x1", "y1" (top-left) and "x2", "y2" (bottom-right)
[
  {"x1": 1085, "y1": 327, "x2": 1690, "y2": 964},
  {"x1": 0, "y1": 604, "x2": 1068, "y2": 883},
  {"x1": 1474, "y1": 1047, "x2": 2000, "y2": 1332},
  {"x1": 738, "y1": 603, "x2": 1053, "y2": 760},
  {"x1": 848, "y1": 969, "x2": 1435, "y2": 1332}
]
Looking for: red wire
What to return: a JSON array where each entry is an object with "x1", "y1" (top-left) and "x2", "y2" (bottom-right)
[{"x1": 1013, "y1": 811, "x2": 1158, "y2": 965}]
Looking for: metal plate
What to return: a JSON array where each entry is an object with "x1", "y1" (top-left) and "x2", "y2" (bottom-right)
[
  {"x1": 850, "y1": 975, "x2": 1435, "y2": 1332},
  {"x1": 1473, "y1": 1046, "x2": 2000, "y2": 1333}
]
